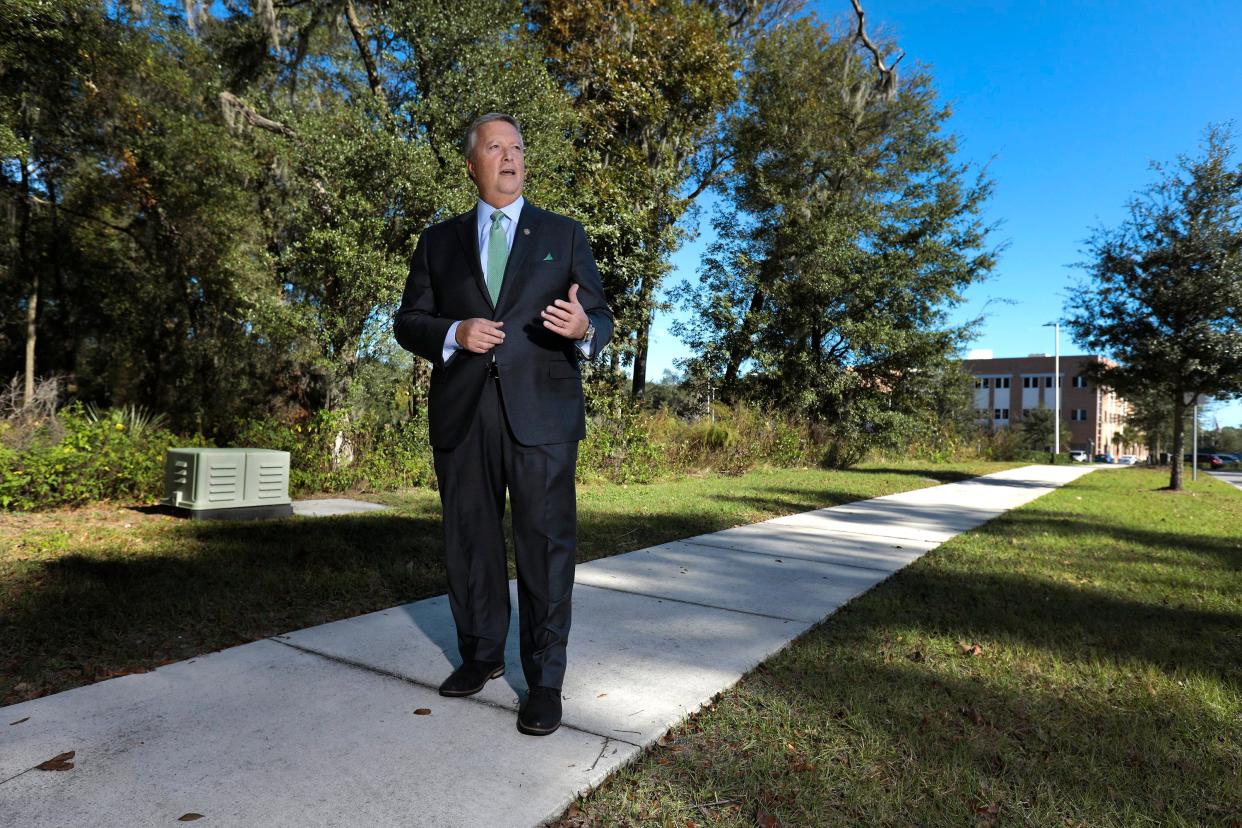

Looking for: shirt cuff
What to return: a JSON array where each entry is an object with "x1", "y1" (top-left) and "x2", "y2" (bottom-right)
[
  {"x1": 443, "y1": 321, "x2": 462, "y2": 364},
  {"x1": 575, "y1": 339, "x2": 592, "y2": 358}
]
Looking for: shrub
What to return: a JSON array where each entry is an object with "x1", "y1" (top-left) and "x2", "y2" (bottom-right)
[
  {"x1": 0, "y1": 403, "x2": 202, "y2": 510},
  {"x1": 580, "y1": 387, "x2": 668, "y2": 483},
  {"x1": 231, "y1": 409, "x2": 435, "y2": 494},
  {"x1": 579, "y1": 396, "x2": 817, "y2": 483}
]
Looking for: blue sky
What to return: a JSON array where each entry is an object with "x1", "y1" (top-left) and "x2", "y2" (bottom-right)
[{"x1": 645, "y1": 0, "x2": 1242, "y2": 427}]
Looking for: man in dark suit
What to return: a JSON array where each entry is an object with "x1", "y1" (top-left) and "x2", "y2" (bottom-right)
[{"x1": 393, "y1": 113, "x2": 613, "y2": 736}]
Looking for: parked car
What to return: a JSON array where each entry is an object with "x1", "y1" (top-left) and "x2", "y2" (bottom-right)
[
  {"x1": 1116, "y1": 454, "x2": 1138, "y2": 465},
  {"x1": 1215, "y1": 453, "x2": 1240, "y2": 465},
  {"x1": 1184, "y1": 453, "x2": 1225, "y2": 469},
  {"x1": 1069, "y1": 450, "x2": 1089, "y2": 463},
  {"x1": 1094, "y1": 453, "x2": 1114, "y2": 463}
]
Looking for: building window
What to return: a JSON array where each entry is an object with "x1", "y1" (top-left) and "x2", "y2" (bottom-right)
[
  {"x1": 1045, "y1": 376, "x2": 1053, "y2": 388},
  {"x1": 1021, "y1": 409, "x2": 1031, "y2": 417},
  {"x1": 994, "y1": 408, "x2": 1009, "y2": 420},
  {"x1": 1070, "y1": 409, "x2": 1088, "y2": 421},
  {"x1": 977, "y1": 377, "x2": 989, "y2": 388},
  {"x1": 997, "y1": 377, "x2": 1011, "y2": 388},
  {"x1": 1073, "y1": 375, "x2": 1087, "y2": 388}
]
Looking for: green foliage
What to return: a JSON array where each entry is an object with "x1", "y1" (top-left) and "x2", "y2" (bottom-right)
[
  {"x1": 579, "y1": 385, "x2": 669, "y2": 483},
  {"x1": 580, "y1": 389, "x2": 817, "y2": 482},
  {"x1": 533, "y1": 0, "x2": 742, "y2": 392},
  {"x1": 1205, "y1": 425, "x2": 1242, "y2": 454},
  {"x1": 231, "y1": 410, "x2": 435, "y2": 495},
  {"x1": 0, "y1": 403, "x2": 201, "y2": 510},
  {"x1": 1017, "y1": 408, "x2": 1072, "y2": 452},
  {"x1": 84, "y1": 402, "x2": 169, "y2": 437}
]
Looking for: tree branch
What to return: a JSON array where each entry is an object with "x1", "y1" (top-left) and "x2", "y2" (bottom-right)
[
  {"x1": 217, "y1": 92, "x2": 334, "y2": 218},
  {"x1": 344, "y1": 0, "x2": 385, "y2": 99},
  {"x1": 218, "y1": 91, "x2": 296, "y2": 137},
  {"x1": 849, "y1": 0, "x2": 903, "y2": 100}
]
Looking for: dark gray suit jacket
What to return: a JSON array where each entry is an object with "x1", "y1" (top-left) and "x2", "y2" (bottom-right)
[{"x1": 394, "y1": 203, "x2": 614, "y2": 448}]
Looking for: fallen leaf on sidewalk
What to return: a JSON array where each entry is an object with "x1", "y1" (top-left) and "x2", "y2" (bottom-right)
[
  {"x1": 414, "y1": 708, "x2": 432, "y2": 716},
  {"x1": 177, "y1": 814, "x2": 205, "y2": 821},
  {"x1": 9, "y1": 717, "x2": 30, "y2": 726},
  {"x1": 36, "y1": 751, "x2": 75, "y2": 771}
]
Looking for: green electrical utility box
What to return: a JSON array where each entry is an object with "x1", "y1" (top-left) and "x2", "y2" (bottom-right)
[{"x1": 161, "y1": 448, "x2": 293, "y2": 520}]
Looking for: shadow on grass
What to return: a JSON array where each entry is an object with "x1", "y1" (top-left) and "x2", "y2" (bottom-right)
[
  {"x1": 644, "y1": 652, "x2": 1240, "y2": 826},
  {"x1": 979, "y1": 508, "x2": 1242, "y2": 571},
  {"x1": 1, "y1": 494, "x2": 816, "y2": 703},
  {"x1": 1, "y1": 512, "x2": 444, "y2": 704},
  {"x1": 872, "y1": 562, "x2": 1241, "y2": 682},
  {"x1": 849, "y1": 466, "x2": 985, "y2": 484}
]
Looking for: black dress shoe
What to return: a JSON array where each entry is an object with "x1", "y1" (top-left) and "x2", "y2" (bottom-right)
[
  {"x1": 438, "y1": 660, "x2": 505, "y2": 697},
  {"x1": 517, "y1": 686, "x2": 562, "y2": 736}
]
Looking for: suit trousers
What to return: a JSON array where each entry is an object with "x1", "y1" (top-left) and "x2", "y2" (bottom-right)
[{"x1": 432, "y1": 370, "x2": 578, "y2": 690}]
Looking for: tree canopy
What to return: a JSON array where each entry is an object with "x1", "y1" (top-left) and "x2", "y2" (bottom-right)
[{"x1": 1065, "y1": 123, "x2": 1242, "y2": 490}]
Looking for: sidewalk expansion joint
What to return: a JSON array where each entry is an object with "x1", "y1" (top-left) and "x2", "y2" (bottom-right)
[
  {"x1": 576, "y1": 582, "x2": 803, "y2": 624},
  {"x1": 268, "y1": 637, "x2": 639, "y2": 748},
  {"x1": 678, "y1": 538, "x2": 912, "y2": 574}
]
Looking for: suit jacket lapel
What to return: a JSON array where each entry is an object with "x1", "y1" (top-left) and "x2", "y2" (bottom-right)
[
  {"x1": 495, "y1": 203, "x2": 542, "y2": 314},
  {"x1": 454, "y1": 209, "x2": 493, "y2": 310}
]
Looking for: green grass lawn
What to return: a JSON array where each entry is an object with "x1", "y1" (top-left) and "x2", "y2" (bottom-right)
[
  {"x1": 0, "y1": 460, "x2": 1013, "y2": 705},
  {"x1": 554, "y1": 468, "x2": 1242, "y2": 828}
]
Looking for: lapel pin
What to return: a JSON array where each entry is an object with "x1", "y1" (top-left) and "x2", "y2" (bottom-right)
[{"x1": 523, "y1": 228, "x2": 530, "y2": 235}]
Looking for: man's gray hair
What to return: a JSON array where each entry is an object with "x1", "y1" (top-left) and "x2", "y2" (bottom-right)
[{"x1": 465, "y1": 113, "x2": 523, "y2": 158}]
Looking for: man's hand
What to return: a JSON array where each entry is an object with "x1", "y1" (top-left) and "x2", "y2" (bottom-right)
[
  {"x1": 541, "y1": 283, "x2": 589, "y2": 340},
  {"x1": 455, "y1": 318, "x2": 505, "y2": 353}
]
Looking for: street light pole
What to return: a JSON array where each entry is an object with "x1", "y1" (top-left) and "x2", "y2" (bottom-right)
[
  {"x1": 1043, "y1": 322, "x2": 1061, "y2": 457},
  {"x1": 1192, "y1": 402, "x2": 1199, "y2": 482}
]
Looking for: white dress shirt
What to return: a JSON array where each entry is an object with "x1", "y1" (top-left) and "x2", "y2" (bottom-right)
[{"x1": 442, "y1": 196, "x2": 591, "y2": 363}]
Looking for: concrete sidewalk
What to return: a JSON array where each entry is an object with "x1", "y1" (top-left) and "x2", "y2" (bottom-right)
[
  {"x1": 0, "y1": 464, "x2": 1094, "y2": 827},
  {"x1": 1209, "y1": 469, "x2": 1242, "y2": 492}
]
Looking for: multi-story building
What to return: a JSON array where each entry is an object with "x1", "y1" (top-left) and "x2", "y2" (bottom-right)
[{"x1": 962, "y1": 353, "x2": 1142, "y2": 457}]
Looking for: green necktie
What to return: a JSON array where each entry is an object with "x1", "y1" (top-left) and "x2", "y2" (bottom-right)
[{"x1": 486, "y1": 209, "x2": 508, "y2": 304}]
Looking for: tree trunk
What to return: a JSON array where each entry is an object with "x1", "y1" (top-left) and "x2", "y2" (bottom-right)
[
  {"x1": 409, "y1": 359, "x2": 430, "y2": 419},
  {"x1": 344, "y1": 0, "x2": 385, "y2": 99},
  {"x1": 18, "y1": 158, "x2": 35, "y2": 407},
  {"x1": 721, "y1": 286, "x2": 765, "y2": 401},
  {"x1": 1169, "y1": 395, "x2": 1186, "y2": 490},
  {"x1": 631, "y1": 309, "x2": 650, "y2": 399},
  {"x1": 630, "y1": 257, "x2": 661, "y2": 399}
]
